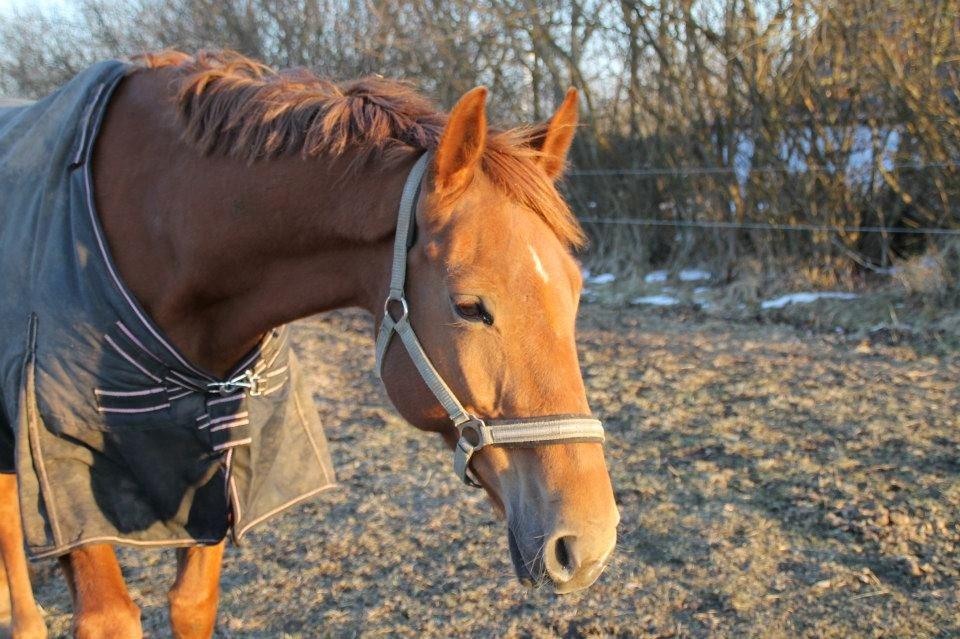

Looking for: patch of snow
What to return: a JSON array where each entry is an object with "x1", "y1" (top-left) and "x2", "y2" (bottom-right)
[
  {"x1": 760, "y1": 292, "x2": 858, "y2": 310},
  {"x1": 631, "y1": 295, "x2": 679, "y2": 306},
  {"x1": 679, "y1": 269, "x2": 712, "y2": 282},
  {"x1": 691, "y1": 286, "x2": 714, "y2": 308},
  {"x1": 587, "y1": 272, "x2": 616, "y2": 285},
  {"x1": 644, "y1": 270, "x2": 668, "y2": 284}
]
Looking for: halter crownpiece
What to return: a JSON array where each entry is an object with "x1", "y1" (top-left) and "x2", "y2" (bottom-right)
[{"x1": 374, "y1": 153, "x2": 605, "y2": 487}]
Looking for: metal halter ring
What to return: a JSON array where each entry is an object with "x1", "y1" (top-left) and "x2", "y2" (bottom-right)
[
  {"x1": 384, "y1": 296, "x2": 409, "y2": 323},
  {"x1": 458, "y1": 417, "x2": 487, "y2": 448},
  {"x1": 454, "y1": 417, "x2": 489, "y2": 488}
]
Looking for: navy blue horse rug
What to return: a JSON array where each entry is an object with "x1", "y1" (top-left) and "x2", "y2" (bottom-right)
[{"x1": 0, "y1": 61, "x2": 336, "y2": 559}]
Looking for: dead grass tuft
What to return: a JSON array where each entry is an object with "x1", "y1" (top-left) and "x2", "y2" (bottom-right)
[{"x1": 894, "y1": 239, "x2": 960, "y2": 306}]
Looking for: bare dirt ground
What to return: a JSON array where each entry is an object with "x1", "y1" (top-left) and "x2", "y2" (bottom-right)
[{"x1": 27, "y1": 305, "x2": 959, "y2": 638}]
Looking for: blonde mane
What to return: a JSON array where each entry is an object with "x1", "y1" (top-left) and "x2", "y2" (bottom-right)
[{"x1": 135, "y1": 50, "x2": 585, "y2": 248}]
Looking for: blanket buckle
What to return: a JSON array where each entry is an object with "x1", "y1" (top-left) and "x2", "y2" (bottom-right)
[{"x1": 207, "y1": 370, "x2": 263, "y2": 397}]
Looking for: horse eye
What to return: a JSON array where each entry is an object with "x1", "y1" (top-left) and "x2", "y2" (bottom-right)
[{"x1": 453, "y1": 296, "x2": 494, "y2": 325}]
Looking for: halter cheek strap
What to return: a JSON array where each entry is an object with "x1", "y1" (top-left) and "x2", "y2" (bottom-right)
[{"x1": 374, "y1": 153, "x2": 605, "y2": 487}]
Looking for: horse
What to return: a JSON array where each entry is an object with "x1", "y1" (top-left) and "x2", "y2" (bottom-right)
[{"x1": 0, "y1": 50, "x2": 619, "y2": 638}]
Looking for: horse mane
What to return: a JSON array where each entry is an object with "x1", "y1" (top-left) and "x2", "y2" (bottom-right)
[{"x1": 134, "y1": 50, "x2": 585, "y2": 248}]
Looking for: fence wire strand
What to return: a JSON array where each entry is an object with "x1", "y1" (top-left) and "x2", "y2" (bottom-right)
[
  {"x1": 571, "y1": 160, "x2": 960, "y2": 235},
  {"x1": 577, "y1": 217, "x2": 960, "y2": 235},
  {"x1": 568, "y1": 161, "x2": 960, "y2": 177}
]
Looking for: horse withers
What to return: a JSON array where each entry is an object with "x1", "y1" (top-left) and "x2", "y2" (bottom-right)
[{"x1": 0, "y1": 51, "x2": 618, "y2": 637}]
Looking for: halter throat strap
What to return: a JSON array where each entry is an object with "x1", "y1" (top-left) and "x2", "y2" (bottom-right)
[{"x1": 374, "y1": 153, "x2": 604, "y2": 487}]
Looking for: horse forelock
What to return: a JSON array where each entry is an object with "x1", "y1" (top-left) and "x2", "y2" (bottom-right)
[{"x1": 133, "y1": 49, "x2": 585, "y2": 249}]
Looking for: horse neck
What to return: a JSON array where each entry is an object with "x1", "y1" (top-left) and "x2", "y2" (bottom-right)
[{"x1": 94, "y1": 70, "x2": 409, "y2": 375}]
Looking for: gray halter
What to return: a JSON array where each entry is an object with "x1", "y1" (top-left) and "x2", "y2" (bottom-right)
[{"x1": 374, "y1": 153, "x2": 605, "y2": 487}]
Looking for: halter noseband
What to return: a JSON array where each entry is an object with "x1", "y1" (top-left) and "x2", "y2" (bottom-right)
[{"x1": 374, "y1": 153, "x2": 605, "y2": 487}]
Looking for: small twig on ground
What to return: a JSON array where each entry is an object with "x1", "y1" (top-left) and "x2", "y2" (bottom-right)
[{"x1": 850, "y1": 589, "x2": 891, "y2": 600}]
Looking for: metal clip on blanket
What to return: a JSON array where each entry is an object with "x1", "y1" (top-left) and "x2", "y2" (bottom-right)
[{"x1": 207, "y1": 370, "x2": 263, "y2": 397}]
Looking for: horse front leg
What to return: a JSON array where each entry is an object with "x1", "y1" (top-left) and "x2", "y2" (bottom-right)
[
  {"x1": 0, "y1": 473, "x2": 47, "y2": 638},
  {"x1": 167, "y1": 542, "x2": 224, "y2": 639},
  {"x1": 58, "y1": 545, "x2": 141, "y2": 639}
]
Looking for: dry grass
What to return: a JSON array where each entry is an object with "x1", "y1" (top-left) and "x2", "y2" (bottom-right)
[
  {"x1": 582, "y1": 244, "x2": 960, "y2": 354},
  {"x1": 22, "y1": 306, "x2": 960, "y2": 638},
  {"x1": 894, "y1": 239, "x2": 960, "y2": 307}
]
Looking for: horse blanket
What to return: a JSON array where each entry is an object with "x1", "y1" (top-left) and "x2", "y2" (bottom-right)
[{"x1": 0, "y1": 60, "x2": 336, "y2": 559}]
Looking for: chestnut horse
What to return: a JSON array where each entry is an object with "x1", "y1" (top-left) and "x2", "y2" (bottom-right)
[{"x1": 0, "y1": 51, "x2": 618, "y2": 638}]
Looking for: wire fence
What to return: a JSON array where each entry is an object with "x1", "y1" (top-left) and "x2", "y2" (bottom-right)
[
  {"x1": 576, "y1": 217, "x2": 960, "y2": 236},
  {"x1": 569, "y1": 160, "x2": 960, "y2": 235},
  {"x1": 568, "y1": 161, "x2": 960, "y2": 177}
]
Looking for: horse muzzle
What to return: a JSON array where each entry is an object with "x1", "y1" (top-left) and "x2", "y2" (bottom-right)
[{"x1": 507, "y1": 515, "x2": 617, "y2": 594}]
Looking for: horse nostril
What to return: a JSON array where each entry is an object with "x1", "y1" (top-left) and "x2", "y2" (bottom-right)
[
  {"x1": 542, "y1": 529, "x2": 614, "y2": 593},
  {"x1": 553, "y1": 535, "x2": 577, "y2": 574}
]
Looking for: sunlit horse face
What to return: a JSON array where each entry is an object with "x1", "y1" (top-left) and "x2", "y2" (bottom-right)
[{"x1": 379, "y1": 87, "x2": 619, "y2": 593}]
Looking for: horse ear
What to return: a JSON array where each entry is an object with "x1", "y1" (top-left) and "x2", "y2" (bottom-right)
[
  {"x1": 532, "y1": 87, "x2": 579, "y2": 179},
  {"x1": 434, "y1": 86, "x2": 488, "y2": 194}
]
